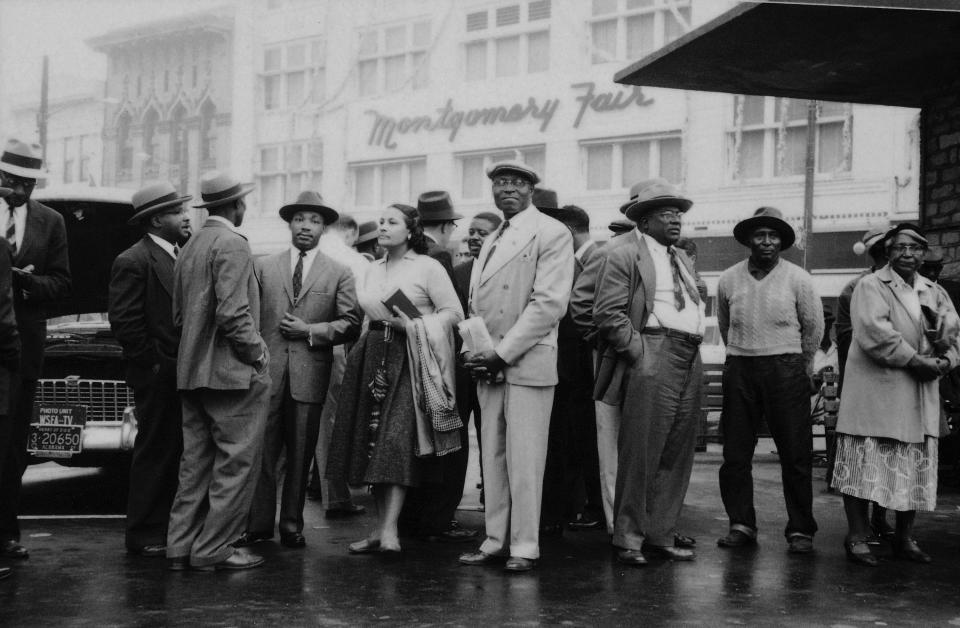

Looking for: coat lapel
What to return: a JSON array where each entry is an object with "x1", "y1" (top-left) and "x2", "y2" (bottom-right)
[
  {"x1": 278, "y1": 250, "x2": 295, "y2": 305},
  {"x1": 479, "y1": 212, "x2": 537, "y2": 285},
  {"x1": 298, "y1": 249, "x2": 327, "y2": 297},
  {"x1": 143, "y1": 236, "x2": 174, "y2": 297},
  {"x1": 634, "y1": 236, "x2": 657, "y2": 315},
  {"x1": 14, "y1": 201, "x2": 42, "y2": 264},
  {"x1": 878, "y1": 266, "x2": 923, "y2": 336}
]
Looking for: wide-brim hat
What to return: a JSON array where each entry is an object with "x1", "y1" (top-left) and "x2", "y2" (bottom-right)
[
  {"x1": 486, "y1": 160, "x2": 541, "y2": 185},
  {"x1": 608, "y1": 218, "x2": 635, "y2": 235},
  {"x1": 417, "y1": 190, "x2": 462, "y2": 222},
  {"x1": 194, "y1": 171, "x2": 254, "y2": 208},
  {"x1": 0, "y1": 138, "x2": 45, "y2": 179},
  {"x1": 279, "y1": 190, "x2": 339, "y2": 224},
  {"x1": 622, "y1": 178, "x2": 692, "y2": 221},
  {"x1": 128, "y1": 181, "x2": 192, "y2": 226},
  {"x1": 356, "y1": 220, "x2": 378, "y2": 245},
  {"x1": 532, "y1": 188, "x2": 561, "y2": 217},
  {"x1": 733, "y1": 206, "x2": 796, "y2": 250}
]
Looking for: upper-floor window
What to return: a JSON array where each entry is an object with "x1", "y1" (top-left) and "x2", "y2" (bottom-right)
[
  {"x1": 589, "y1": 0, "x2": 690, "y2": 64},
  {"x1": 582, "y1": 133, "x2": 682, "y2": 190},
  {"x1": 261, "y1": 38, "x2": 326, "y2": 111},
  {"x1": 464, "y1": 1, "x2": 551, "y2": 81},
  {"x1": 257, "y1": 140, "x2": 323, "y2": 214},
  {"x1": 458, "y1": 146, "x2": 545, "y2": 199},
  {"x1": 350, "y1": 157, "x2": 426, "y2": 209},
  {"x1": 357, "y1": 20, "x2": 430, "y2": 97},
  {"x1": 727, "y1": 96, "x2": 852, "y2": 181}
]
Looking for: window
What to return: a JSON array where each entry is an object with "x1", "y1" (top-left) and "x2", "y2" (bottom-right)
[
  {"x1": 463, "y1": 1, "x2": 550, "y2": 81},
  {"x1": 457, "y1": 146, "x2": 545, "y2": 200},
  {"x1": 78, "y1": 136, "x2": 90, "y2": 183},
  {"x1": 727, "y1": 96, "x2": 852, "y2": 181},
  {"x1": 169, "y1": 104, "x2": 188, "y2": 170},
  {"x1": 581, "y1": 134, "x2": 682, "y2": 190},
  {"x1": 357, "y1": 20, "x2": 431, "y2": 97},
  {"x1": 257, "y1": 140, "x2": 323, "y2": 213},
  {"x1": 589, "y1": 0, "x2": 690, "y2": 64},
  {"x1": 199, "y1": 100, "x2": 217, "y2": 166},
  {"x1": 260, "y1": 38, "x2": 326, "y2": 111},
  {"x1": 142, "y1": 108, "x2": 160, "y2": 180},
  {"x1": 349, "y1": 158, "x2": 426, "y2": 209}
]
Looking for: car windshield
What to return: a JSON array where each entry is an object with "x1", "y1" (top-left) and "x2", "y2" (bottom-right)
[{"x1": 47, "y1": 313, "x2": 109, "y2": 327}]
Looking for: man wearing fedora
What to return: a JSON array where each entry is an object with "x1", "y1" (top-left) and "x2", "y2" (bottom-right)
[
  {"x1": 108, "y1": 181, "x2": 191, "y2": 557},
  {"x1": 238, "y1": 191, "x2": 361, "y2": 549},
  {"x1": 0, "y1": 139, "x2": 70, "y2": 560},
  {"x1": 418, "y1": 190, "x2": 460, "y2": 282},
  {"x1": 592, "y1": 179, "x2": 704, "y2": 565},
  {"x1": 355, "y1": 220, "x2": 381, "y2": 262},
  {"x1": 0, "y1": 186, "x2": 19, "y2": 580},
  {"x1": 717, "y1": 207, "x2": 823, "y2": 554},
  {"x1": 459, "y1": 161, "x2": 573, "y2": 572},
  {"x1": 167, "y1": 171, "x2": 271, "y2": 571}
]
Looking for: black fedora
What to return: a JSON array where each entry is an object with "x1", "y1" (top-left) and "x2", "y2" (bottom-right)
[
  {"x1": 356, "y1": 220, "x2": 378, "y2": 245},
  {"x1": 532, "y1": 188, "x2": 562, "y2": 218},
  {"x1": 279, "y1": 190, "x2": 339, "y2": 224},
  {"x1": 416, "y1": 190, "x2": 462, "y2": 222},
  {"x1": 733, "y1": 206, "x2": 796, "y2": 250}
]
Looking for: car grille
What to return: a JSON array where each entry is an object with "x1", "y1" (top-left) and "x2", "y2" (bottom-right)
[{"x1": 35, "y1": 379, "x2": 134, "y2": 422}]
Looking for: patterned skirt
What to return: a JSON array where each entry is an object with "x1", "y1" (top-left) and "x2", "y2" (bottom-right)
[{"x1": 831, "y1": 433, "x2": 938, "y2": 511}]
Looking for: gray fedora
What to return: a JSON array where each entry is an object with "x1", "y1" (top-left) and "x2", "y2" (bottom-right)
[
  {"x1": 128, "y1": 181, "x2": 192, "y2": 226},
  {"x1": 194, "y1": 171, "x2": 254, "y2": 209},
  {"x1": 622, "y1": 178, "x2": 692, "y2": 221}
]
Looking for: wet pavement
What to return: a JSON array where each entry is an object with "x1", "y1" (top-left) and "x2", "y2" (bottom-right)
[{"x1": 3, "y1": 444, "x2": 960, "y2": 627}]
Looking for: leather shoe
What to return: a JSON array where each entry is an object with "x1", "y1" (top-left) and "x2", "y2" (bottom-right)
[
  {"x1": 0, "y1": 566, "x2": 10, "y2": 580},
  {"x1": 644, "y1": 544, "x2": 695, "y2": 561},
  {"x1": 232, "y1": 530, "x2": 272, "y2": 547},
  {"x1": 844, "y1": 539, "x2": 878, "y2": 567},
  {"x1": 325, "y1": 503, "x2": 366, "y2": 519},
  {"x1": 567, "y1": 513, "x2": 603, "y2": 531},
  {"x1": 504, "y1": 556, "x2": 536, "y2": 572},
  {"x1": 280, "y1": 533, "x2": 306, "y2": 549},
  {"x1": 193, "y1": 548, "x2": 265, "y2": 572},
  {"x1": 894, "y1": 538, "x2": 932, "y2": 564},
  {"x1": 787, "y1": 534, "x2": 814, "y2": 554},
  {"x1": 617, "y1": 549, "x2": 648, "y2": 566},
  {"x1": 674, "y1": 534, "x2": 696, "y2": 548},
  {"x1": 1, "y1": 540, "x2": 28, "y2": 559},
  {"x1": 717, "y1": 529, "x2": 757, "y2": 548},
  {"x1": 167, "y1": 556, "x2": 191, "y2": 572},
  {"x1": 128, "y1": 544, "x2": 166, "y2": 558},
  {"x1": 459, "y1": 550, "x2": 505, "y2": 566}
]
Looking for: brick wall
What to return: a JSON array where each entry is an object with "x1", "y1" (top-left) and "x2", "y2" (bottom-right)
[{"x1": 922, "y1": 91, "x2": 960, "y2": 277}]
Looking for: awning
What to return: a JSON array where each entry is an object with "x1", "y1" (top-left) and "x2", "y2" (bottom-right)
[{"x1": 614, "y1": 0, "x2": 960, "y2": 108}]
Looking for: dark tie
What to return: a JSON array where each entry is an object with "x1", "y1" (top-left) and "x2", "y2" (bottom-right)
[
  {"x1": 482, "y1": 220, "x2": 510, "y2": 272},
  {"x1": 669, "y1": 247, "x2": 700, "y2": 310},
  {"x1": 172, "y1": 244, "x2": 179, "y2": 259},
  {"x1": 292, "y1": 250, "x2": 305, "y2": 300},
  {"x1": 5, "y1": 208, "x2": 15, "y2": 255}
]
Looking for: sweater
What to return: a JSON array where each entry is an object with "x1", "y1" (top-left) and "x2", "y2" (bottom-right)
[{"x1": 717, "y1": 258, "x2": 824, "y2": 363}]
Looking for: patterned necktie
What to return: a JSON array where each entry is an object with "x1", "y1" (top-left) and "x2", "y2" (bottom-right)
[
  {"x1": 481, "y1": 219, "x2": 510, "y2": 271},
  {"x1": 6, "y1": 208, "x2": 16, "y2": 255},
  {"x1": 668, "y1": 247, "x2": 700, "y2": 309},
  {"x1": 172, "y1": 244, "x2": 180, "y2": 259},
  {"x1": 292, "y1": 250, "x2": 305, "y2": 300}
]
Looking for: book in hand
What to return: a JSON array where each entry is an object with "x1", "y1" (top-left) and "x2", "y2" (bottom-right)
[{"x1": 382, "y1": 287, "x2": 421, "y2": 319}]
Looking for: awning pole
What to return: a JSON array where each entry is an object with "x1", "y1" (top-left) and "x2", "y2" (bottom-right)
[{"x1": 803, "y1": 100, "x2": 817, "y2": 270}]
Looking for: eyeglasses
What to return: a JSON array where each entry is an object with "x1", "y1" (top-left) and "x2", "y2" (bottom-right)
[
  {"x1": 651, "y1": 209, "x2": 682, "y2": 220},
  {"x1": 492, "y1": 177, "x2": 531, "y2": 189},
  {"x1": 0, "y1": 172, "x2": 35, "y2": 191},
  {"x1": 890, "y1": 244, "x2": 926, "y2": 254}
]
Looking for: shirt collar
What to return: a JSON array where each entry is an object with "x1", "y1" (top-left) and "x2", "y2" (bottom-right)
[
  {"x1": 291, "y1": 244, "x2": 320, "y2": 261},
  {"x1": 503, "y1": 206, "x2": 536, "y2": 229},
  {"x1": 639, "y1": 231, "x2": 669, "y2": 255},
  {"x1": 574, "y1": 240, "x2": 593, "y2": 261},
  {"x1": 147, "y1": 233, "x2": 177, "y2": 259},
  {"x1": 375, "y1": 249, "x2": 418, "y2": 265},
  {"x1": 206, "y1": 215, "x2": 239, "y2": 232}
]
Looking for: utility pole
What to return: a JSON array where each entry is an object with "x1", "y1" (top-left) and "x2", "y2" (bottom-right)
[
  {"x1": 37, "y1": 55, "x2": 49, "y2": 186},
  {"x1": 802, "y1": 99, "x2": 817, "y2": 270}
]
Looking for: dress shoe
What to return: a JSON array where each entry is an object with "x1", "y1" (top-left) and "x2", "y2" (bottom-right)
[
  {"x1": 193, "y1": 548, "x2": 265, "y2": 572},
  {"x1": 167, "y1": 556, "x2": 191, "y2": 572},
  {"x1": 567, "y1": 513, "x2": 603, "y2": 531},
  {"x1": 504, "y1": 556, "x2": 536, "y2": 572},
  {"x1": 128, "y1": 544, "x2": 166, "y2": 558},
  {"x1": 426, "y1": 522, "x2": 479, "y2": 543},
  {"x1": 894, "y1": 538, "x2": 932, "y2": 564},
  {"x1": 0, "y1": 566, "x2": 10, "y2": 580},
  {"x1": 325, "y1": 503, "x2": 366, "y2": 519},
  {"x1": 1, "y1": 540, "x2": 28, "y2": 559},
  {"x1": 674, "y1": 534, "x2": 696, "y2": 548},
  {"x1": 644, "y1": 545, "x2": 695, "y2": 561},
  {"x1": 616, "y1": 549, "x2": 648, "y2": 566},
  {"x1": 348, "y1": 538, "x2": 381, "y2": 554},
  {"x1": 458, "y1": 550, "x2": 505, "y2": 566},
  {"x1": 232, "y1": 530, "x2": 273, "y2": 547},
  {"x1": 717, "y1": 529, "x2": 757, "y2": 548},
  {"x1": 280, "y1": 533, "x2": 306, "y2": 549},
  {"x1": 787, "y1": 534, "x2": 814, "y2": 555},
  {"x1": 844, "y1": 539, "x2": 878, "y2": 567}
]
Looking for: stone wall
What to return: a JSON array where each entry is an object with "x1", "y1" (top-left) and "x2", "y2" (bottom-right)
[{"x1": 922, "y1": 90, "x2": 960, "y2": 277}]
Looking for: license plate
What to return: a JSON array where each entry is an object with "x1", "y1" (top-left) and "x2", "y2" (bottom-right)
[{"x1": 27, "y1": 403, "x2": 87, "y2": 457}]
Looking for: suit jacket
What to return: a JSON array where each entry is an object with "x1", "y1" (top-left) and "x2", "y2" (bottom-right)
[
  {"x1": 556, "y1": 241, "x2": 599, "y2": 383},
  {"x1": 173, "y1": 219, "x2": 266, "y2": 391},
  {"x1": 468, "y1": 207, "x2": 573, "y2": 386},
  {"x1": 592, "y1": 233, "x2": 697, "y2": 403},
  {"x1": 12, "y1": 199, "x2": 71, "y2": 380},
  {"x1": 0, "y1": 240, "x2": 20, "y2": 415},
  {"x1": 256, "y1": 248, "x2": 361, "y2": 403},
  {"x1": 109, "y1": 236, "x2": 179, "y2": 390},
  {"x1": 453, "y1": 259, "x2": 473, "y2": 319},
  {"x1": 426, "y1": 238, "x2": 459, "y2": 307}
]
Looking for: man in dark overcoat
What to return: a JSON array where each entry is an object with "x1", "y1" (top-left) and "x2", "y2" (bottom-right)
[{"x1": 0, "y1": 185, "x2": 20, "y2": 580}]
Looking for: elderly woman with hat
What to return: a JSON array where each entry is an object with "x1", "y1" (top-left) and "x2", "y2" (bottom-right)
[{"x1": 833, "y1": 224, "x2": 960, "y2": 566}]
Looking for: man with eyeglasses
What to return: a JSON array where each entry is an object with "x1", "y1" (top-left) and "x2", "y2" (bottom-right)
[
  {"x1": 0, "y1": 139, "x2": 70, "y2": 561},
  {"x1": 459, "y1": 161, "x2": 573, "y2": 572},
  {"x1": 716, "y1": 207, "x2": 824, "y2": 555}
]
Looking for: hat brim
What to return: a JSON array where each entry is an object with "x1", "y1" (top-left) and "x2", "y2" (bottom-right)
[
  {"x1": 733, "y1": 216, "x2": 796, "y2": 250},
  {"x1": 193, "y1": 183, "x2": 255, "y2": 208},
  {"x1": 623, "y1": 196, "x2": 693, "y2": 222},
  {"x1": 356, "y1": 230, "x2": 379, "y2": 245},
  {"x1": 419, "y1": 210, "x2": 464, "y2": 222},
  {"x1": 278, "y1": 203, "x2": 339, "y2": 224},
  {"x1": 127, "y1": 195, "x2": 192, "y2": 226},
  {"x1": 0, "y1": 163, "x2": 45, "y2": 180},
  {"x1": 487, "y1": 167, "x2": 540, "y2": 185}
]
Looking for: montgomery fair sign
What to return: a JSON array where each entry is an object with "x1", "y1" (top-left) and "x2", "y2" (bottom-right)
[{"x1": 365, "y1": 82, "x2": 655, "y2": 149}]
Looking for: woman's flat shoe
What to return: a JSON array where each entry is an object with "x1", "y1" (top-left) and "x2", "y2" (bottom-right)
[
  {"x1": 844, "y1": 539, "x2": 878, "y2": 566},
  {"x1": 348, "y1": 539, "x2": 381, "y2": 554},
  {"x1": 894, "y1": 539, "x2": 932, "y2": 564}
]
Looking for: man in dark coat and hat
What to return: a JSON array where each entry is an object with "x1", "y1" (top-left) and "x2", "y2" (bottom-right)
[{"x1": 0, "y1": 185, "x2": 19, "y2": 580}]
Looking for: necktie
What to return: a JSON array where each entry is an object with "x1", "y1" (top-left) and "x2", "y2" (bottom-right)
[
  {"x1": 6, "y1": 208, "x2": 16, "y2": 255},
  {"x1": 481, "y1": 220, "x2": 510, "y2": 272},
  {"x1": 172, "y1": 244, "x2": 180, "y2": 259},
  {"x1": 668, "y1": 247, "x2": 700, "y2": 310},
  {"x1": 292, "y1": 250, "x2": 305, "y2": 300}
]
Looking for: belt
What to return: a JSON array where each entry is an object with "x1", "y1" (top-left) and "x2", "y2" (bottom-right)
[
  {"x1": 369, "y1": 320, "x2": 405, "y2": 335},
  {"x1": 641, "y1": 327, "x2": 702, "y2": 346}
]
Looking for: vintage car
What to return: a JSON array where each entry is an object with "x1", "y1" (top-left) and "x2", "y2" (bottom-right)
[{"x1": 27, "y1": 186, "x2": 141, "y2": 468}]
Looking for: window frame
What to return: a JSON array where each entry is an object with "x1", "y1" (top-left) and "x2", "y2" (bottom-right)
[
  {"x1": 255, "y1": 140, "x2": 324, "y2": 214},
  {"x1": 462, "y1": 1, "x2": 551, "y2": 82},
  {"x1": 587, "y1": 0, "x2": 691, "y2": 65},
  {"x1": 579, "y1": 132, "x2": 684, "y2": 191},
  {"x1": 259, "y1": 37, "x2": 327, "y2": 112},
  {"x1": 455, "y1": 145, "x2": 546, "y2": 200},
  {"x1": 356, "y1": 19, "x2": 431, "y2": 98},
  {"x1": 348, "y1": 157, "x2": 428, "y2": 210}
]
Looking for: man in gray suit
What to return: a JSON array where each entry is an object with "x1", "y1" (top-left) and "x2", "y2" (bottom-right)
[
  {"x1": 166, "y1": 172, "x2": 271, "y2": 572},
  {"x1": 237, "y1": 191, "x2": 361, "y2": 549}
]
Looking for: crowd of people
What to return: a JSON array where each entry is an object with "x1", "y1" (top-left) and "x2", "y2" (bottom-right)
[{"x1": 0, "y1": 133, "x2": 957, "y2": 580}]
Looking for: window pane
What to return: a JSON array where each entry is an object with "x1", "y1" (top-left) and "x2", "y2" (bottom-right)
[
  {"x1": 260, "y1": 174, "x2": 284, "y2": 213},
  {"x1": 664, "y1": 6, "x2": 690, "y2": 43},
  {"x1": 413, "y1": 21, "x2": 430, "y2": 47},
  {"x1": 384, "y1": 55, "x2": 406, "y2": 91},
  {"x1": 287, "y1": 43, "x2": 306, "y2": 68},
  {"x1": 490, "y1": 150, "x2": 516, "y2": 163},
  {"x1": 310, "y1": 68, "x2": 326, "y2": 103},
  {"x1": 626, "y1": 0, "x2": 654, "y2": 8},
  {"x1": 775, "y1": 127, "x2": 806, "y2": 176},
  {"x1": 288, "y1": 173, "x2": 305, "y2": 198},
  {"x1": 264, "y1": 75, "x2": 281, "y2": 109},
  {"x1": 285, "y1": 144, "x2": 304, "y2": 171},
  {"x1": 622, "y1": 141, "x2": 651, "y2": 186},
  {"x1": 354, "y1": 166, "x2": 375, "y2": 206},
  {"x1": 409, "y1": 160, "x2": 426, "y2": 200},
  {"x1": 358, "y1": 59, "x2": 378, "y2": 96},
  {"x1": 741, "y1": 95, "x2": 765, "y2": 125},
  {"x1": 308, "y1": 141, "x2": 323, "y2": 169},
  {"x1": 495, "y1": 36, "x2": 520, "y2": 77},
  {"x1": 818, "y1": 121, "x2": 846, "y2": 173},
  {"x1": 527, "y1": 31, "x2": 549, "y2": 73},
  {"x1": 521, "y1": 149, "x2": 545, "y2": 180},
  {"x1": 311, "y1": 39, "x2": 325, "y2": 66},
  {"x1": 286, "y1": 71, "x2": 305, "y2": 106},
  {"x1": 465, "y1": 41, "x2": 487, "y2": 81},
  {"x1": 358, "y1": 31, "x2": 377, "y2": 57},
  {"x1": 626, "y1": 14, "x2": 655, "y2": 58},
  {"x1": 462, "y1": 156, "x2": 485, "y2": 199},
  {"x1": 591, "y1": 20, "x2": 617, "y2": 64},
  {"x1": 592, "y1": 0, "x2": 617, "y2": 16},
  {"x1": 820, "y1": 101, "x2": 846, "y2": 118},
  {"x1": 264, "y1": 48, "x2": 281, "y2": 72},
  {"x1": 586, "y1": 145, "x2": 613, "y2": 190},
  {"x1": 385, "y1": 25, "x2": 406, "y2": 52},
  {"x1": 381, "y1": 163, "x2": 402, "y2": 203},
  {"x1": 411, "y1": 52, "x2": 428, "y2": 89},
  {"x1": 739, "y1": 130, "x2": 765, "y2": 179},
  {"x1": 775, "y1": 97, "x2": 808, "y2": 123},
  {"x1": 659, "y1": 137, "x2": 682, "y2": 183}
]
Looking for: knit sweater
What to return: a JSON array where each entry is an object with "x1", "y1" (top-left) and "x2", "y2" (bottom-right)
[{"x1": 717, "y1": 258, "x2": 824, "y2": 362}]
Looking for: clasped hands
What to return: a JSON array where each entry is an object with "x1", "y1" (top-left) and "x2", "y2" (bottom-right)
[
  {"x1": 462, "y1": 350, "x2": 507, "y2": 382},
  {"x1": 907, "y1": 354, "x2": 951, "y2": 382}
]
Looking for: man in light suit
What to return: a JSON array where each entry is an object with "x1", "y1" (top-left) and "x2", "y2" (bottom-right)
[
  {"x1": 166, "y1": 172, "x2": 270, "y2": 571},
  {"x1": 459, "y1": 161, "x2": 574, "y2": 572},
  {"x1": 593, "y1": 179, "x2": 704, "y2": 566},
  {"x1": 109, "y1": 181, "x2": 191, "y2": 557},
  {"x1": 0, "y1": 140, "x2": 71, "y2": 560},
  {"x1": 238, "y1": 191, "x2": 361, "y2": 549}
]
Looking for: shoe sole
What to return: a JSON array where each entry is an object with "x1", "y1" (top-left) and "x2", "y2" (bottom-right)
[{"x1": 193, "y1": 558, "x2": 265, "y2": 572}]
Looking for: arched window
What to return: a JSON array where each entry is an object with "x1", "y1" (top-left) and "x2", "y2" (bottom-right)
[
  {"x1": 199, "y1": 100, "x2": 217, "y2": 166},
  {"x1": 142, "y1": 108, "x2": 160, "y2": 180},
  {"x1": 170, "y1": 103, "x2": 187, "y2": 168}
]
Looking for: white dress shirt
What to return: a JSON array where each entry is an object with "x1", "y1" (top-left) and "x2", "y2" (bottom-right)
[
  {"x1": 290, "y1": 245, "x2": 320, "y2": 279},
  {"x1": 147, "y1": 233, "x2": 177, "y2": 260},
  {"x1": 639, "y1": 232, "x2": 704, "y2": 335},
  {"x1": 5, "y1": 203, "x2": 25, "y2": 252}
]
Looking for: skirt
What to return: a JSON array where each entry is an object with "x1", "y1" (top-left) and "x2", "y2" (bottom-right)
[{"x1": 831, "y1": 433, "x2": 938, "y2": 511}]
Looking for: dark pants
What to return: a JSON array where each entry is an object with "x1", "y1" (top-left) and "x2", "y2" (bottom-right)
[
  {"x1": 0, "y1": 378, "x2": 36, "y2": 542},
  {"x1": 126, "y1": 371, "x2": 183, "y2": 550},
  {"x1": 719, "y1": 354, "x2": 817, "y2": 539}
]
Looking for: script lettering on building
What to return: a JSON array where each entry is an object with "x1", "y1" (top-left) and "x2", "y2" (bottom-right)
[{"x1": 571, "y1": 82, "x2": 654, "y2": 128}]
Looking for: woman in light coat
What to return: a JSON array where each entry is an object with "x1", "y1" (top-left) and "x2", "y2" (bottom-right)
[{"x1": 833, "y1": 224, "x2": 960, "y2": 566}]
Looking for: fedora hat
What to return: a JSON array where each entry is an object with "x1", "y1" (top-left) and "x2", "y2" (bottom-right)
[
  {"x1": 486, "y1": 160, "x2": 541, "y2": 185},
  {"x1": 417, "y1": 190, "x2": 462, "y2": 222},
  {"x1": 0, "y1": 139, "x2": 45, "y2": 179},
  {"x1": 532, "y1": 188, "x2": 561, "y2": 217},
  {"x1": 608, "y1": 218, "x2": 635, "y2": 235},
  {"x1": 356, "y1": 220, "x2": 378, "y2": 245},
  {"x1": 621, "y1": 178, "x2": 692, "y2": 221},
  {"x1": 193, "y1": 171, "x2": 254, "y2": 208},
  {"x1": 733, "y1": 206, "x2": 796, "y2": 250},
  {"x1": 279, "y1": 190, "x2": 339, "y2": 224},
  {"x1": 128, "y1": 181, "x2": 192, "y2": 226}
]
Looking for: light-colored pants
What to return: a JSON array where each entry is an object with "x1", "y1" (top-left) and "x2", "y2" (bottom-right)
[
  {"x1": 595, "y1": 400, "x2": 621, "y2": 535},
  {"x1": 477, "y1": 381, "x2": 554, "y2": 560}
]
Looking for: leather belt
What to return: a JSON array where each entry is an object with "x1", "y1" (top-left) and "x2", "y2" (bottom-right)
[
  {"x1": 641, "y1": 327, "x2": 702, "y2": 346},
  {"x1": 369, "y1": 320, "x2": 405, "y2": 334}
]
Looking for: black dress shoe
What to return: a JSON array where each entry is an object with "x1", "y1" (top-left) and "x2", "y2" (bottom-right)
[
  {"x1": 539, "y1": 523, "x2": 563, "y2": 537},
  {"x1": 844, "y1": 539, "x2": 878, "y2": 567},
  {"x1": 567, "y1": 513, "x2": 603, "y2": 531},
  {"x1": 459, "y1": 550, "x2": 505, "y2": 566},
  {"x1": 325, "y1": 504, "x2": 366, "y2": 519},
  {"x1": 0, "y1": 566, "x2": 10, "y2": 580},
  {"x1": 128, "y1": 544, "x2": 166, "y2": 558},
  {"x1": 193, "y1": 548, "x2": 265, "y2": 572},
  {"x1": 674, "y1": 534, "x2": 696, "y2": 548},
  {"x1": 504, "y1": 556, "x2": 536, "y2": 572},
  {"x1": 643, "y1": 545, "x2": 695, "y2": 561},
  {"x1": 167, "y1": 556, "x2": 191, "y2": 571},
  {"x1": 280, "y1": 533, "x2": 306, "y2": 548},
  {"x1": 894, "y1": 538, "x2": 932, "y2": 564},
  {"x1": 1, "y1": 540, "x2": 28, "y2": 559},
  {"x1": 717, "y1": 529, "x2": 757, "y2": 548},
  {"x1": 617, "y1": 549, "x2": 648, "y2": 566},
  {"x1": 232, "y1": 531, "x2": 273, "y2": 547}
]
